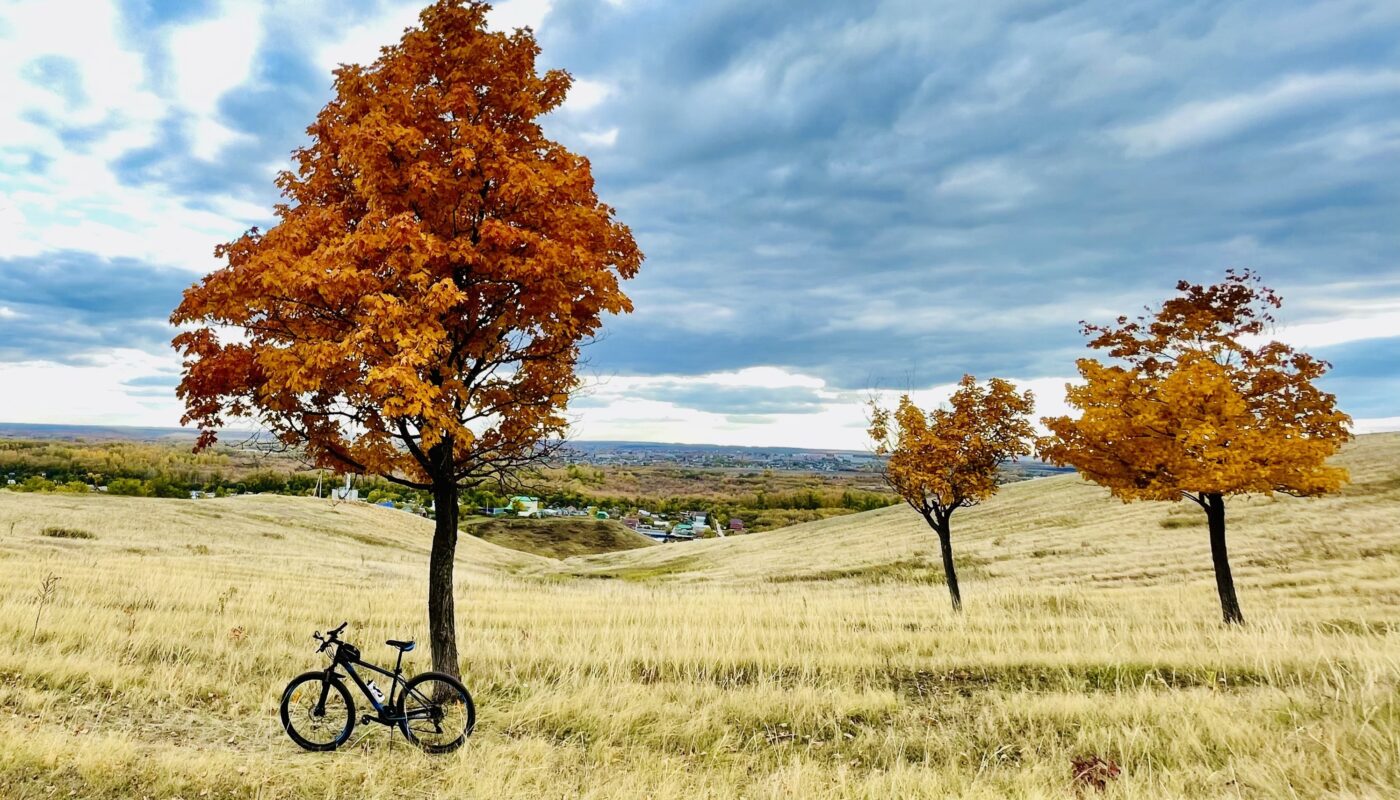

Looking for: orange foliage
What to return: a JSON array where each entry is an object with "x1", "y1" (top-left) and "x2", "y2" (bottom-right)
[
  {"x1": 170, "y1": 0, "x2": 642, "y2": 490},
  {"x1": 1039, "y1": 271, "x2": 1351, "y2": 503},
  {"x1": 870, "y1": 376, "x2": 1036, "y2": 519},
  {"x1": 869, "y1": 376, "x2": 1035, "y2": 610}
]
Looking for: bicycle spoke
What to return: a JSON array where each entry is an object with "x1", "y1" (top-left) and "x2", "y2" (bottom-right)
[
  {"x1": 398, "y1": 675, "x2": 472, "y2": 751},
  {"x1": 285, "y1": 679, "x2": 350, "y2": 747}
]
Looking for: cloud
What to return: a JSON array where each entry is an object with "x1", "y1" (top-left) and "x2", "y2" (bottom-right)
[
  {"x1": 0, "y1": 349, "x2": 185, "y2": 426},
  {"x1": 165, "y1": 0, "x2": 265, "y2": 160},
  {"x1": 579, "y1": 126, "x2": 620, "y2": 147},
  {"x1": 2, "y1": 0, "x2": 1399, "y2": 441},
  {"x1": 935, "y1": 159, "x2": 1037, "y2": 210},
  {"x1": 0, "y1": 251, "x2": 193, "y2": 363},
  {"x1": 568, "y1": 368, "x2": 1078, "y2": 449},
  {"x1": 1267, "y1": 307, "x2": 1400, "y2": 350},
  {"x1": 562, "y1": 77, "x2": 612, "y2": 111},
  {"x1": 1315, "y1": 336, "x2": 1400, "y2": 418},
  {"x1": 1117, "y1": 70, "x2": 1400, "y2": 157}
]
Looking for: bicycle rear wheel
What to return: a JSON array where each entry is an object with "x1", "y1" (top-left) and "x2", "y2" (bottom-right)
[
  {"x1": 279, "y1": 672, "x2": 355, "y2": 751},
  {"x1": 397, "y1": 671, "x2": 475, "y2": 753}
]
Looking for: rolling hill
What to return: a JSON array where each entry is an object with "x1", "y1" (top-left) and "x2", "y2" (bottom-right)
[
  {"x1": 0, "y1": 433, "x2": 1395, "y2": 798},
  {"x1": 554, "y1": 432, "x2": 1400, "y2": 604},
  {"x1": 464, "y1": 516, "x2": 658, "y2": 559}
]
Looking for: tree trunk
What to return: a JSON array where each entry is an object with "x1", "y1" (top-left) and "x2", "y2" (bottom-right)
[
  {"x1": 1205, "y1": 493, "x2": 1244, "y2": 625},
  {"x1": 934, "y1": 517, "x2": 962, "y2": 613},
  {"x1": 428, "y1": 478, "x2": 461, "y2": 678}
]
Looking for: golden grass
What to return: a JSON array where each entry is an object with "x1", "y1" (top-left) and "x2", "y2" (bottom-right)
[{"x1": 0, "y1": 434, "x2": 1396, "y2": 798}]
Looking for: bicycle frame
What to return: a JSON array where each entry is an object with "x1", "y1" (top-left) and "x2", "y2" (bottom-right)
[
  {"x1": 334, "y1": 659, "x2": 405, "y2": 719},
  {"x1": 315, "y1": 642, "x2": 441, "y2": 728}
]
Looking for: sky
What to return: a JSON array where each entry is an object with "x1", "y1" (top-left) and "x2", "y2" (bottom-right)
[{"x1": 1, "y1": 0, "x2": 1398, "y2": 450}]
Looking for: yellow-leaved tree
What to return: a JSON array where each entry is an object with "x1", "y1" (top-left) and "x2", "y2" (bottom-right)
[
  {"x1": 869, "y1": 376, "x2": 1035, "y2": 612},
  {"x1": 1039, "y1": 271, "x2": 1351, "y2": 624},
  {"x1": 171, "y1": 0, "x2": 642, "y2": 677}
]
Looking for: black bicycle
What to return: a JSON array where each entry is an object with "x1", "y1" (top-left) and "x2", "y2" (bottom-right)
[{"x1": 278, "y1": 622, "x2": 475, "y2": 754}]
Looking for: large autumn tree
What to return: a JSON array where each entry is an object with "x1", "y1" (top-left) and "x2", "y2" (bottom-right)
[
  {"x1": 1039, "y1": 271, "x2": 1350, "y2": 625},
  {"x1": 869, "y1": 376, "x2": 1036, "y2": 612},
  {"x1": 171, "y1": 0, "x2": 642, "y2": 677}
]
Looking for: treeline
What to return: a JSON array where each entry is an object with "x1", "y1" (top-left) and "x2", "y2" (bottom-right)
[
  {"x1": 0, "y1": 438, "x2": 897, "y2": 533},
  {"x1": 532, "y1": 486, "x2": 898, "y2": 532},
  {"x1": 0, "y1": 439, "x2": 233, "y2": 490},
  {"x1": 0, "y1": 439, "x2": 441, "y2": 505},
  {"x1": 537, "y1": 487, "x2": 895, "y2": 514}
]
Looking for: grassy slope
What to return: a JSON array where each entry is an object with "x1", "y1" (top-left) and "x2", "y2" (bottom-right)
[
  {"x1": 464, "y1": 517, "x2": 657, "y2": 559},
  {"x1": 558, "y1": 432, "x2": 1400, "y2": 597},
  {"x1": 0, "y1": 434, "x2": 1394, "y2": 799}
]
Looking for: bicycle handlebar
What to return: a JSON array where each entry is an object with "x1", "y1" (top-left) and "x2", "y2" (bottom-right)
[{"x1": 312, "y1": 622, "x2": 349, "y2": 653}]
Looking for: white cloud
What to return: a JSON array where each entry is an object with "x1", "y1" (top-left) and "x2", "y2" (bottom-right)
[
  {"x1": 0, "y1": 156, "x2": 246, "y2": 269},
  {"x1": 0, "y1": 0, "x2": 164, "y2": 159},
  {"x1": 1117, "y1": 70, "x2": 1400, "y2": 157},
  {"x1": 0, "y1": 349, "x2": 185, "y2": 427},
  {"x1": 579, "y1": 127, "x2": 620, "y2": 147},
  {"x1": 935, "y1": 159, "x2": 1036, "y2": 210},
  {"x1": 315, "y1": 2, "x2": 421, "y2": 72},
  {"x1": 1353, "y1": 417, "x2": 1400, "y2": 434},
  {"x1": 1252, "y1": 307, "x2": 1400, "y2": 350},
  {"x1": 1285, "y1": 120, "x2": 1400, "y2": 163},
  {"x1": 315, "y1": 0, "x2": 554, "y2": 73},
  {"x1": 0, "y1": 1, "x2": 244, "y2": 270},
  {"x1": 167, "y1": 2, "x2": 263, "y2": 112},
  {"x1": 563, "y1": 78, "x2": 613, "y2": 112},
  {"x1": 488, "y1": 0, "x2": 554, "y2": 32},
  {"x1": 571, "y1": 368, "x2": 1072, "y2": 449}
]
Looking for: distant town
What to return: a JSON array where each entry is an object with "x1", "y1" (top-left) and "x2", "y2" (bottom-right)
[
  {"x1": 475, "y1": 495, "x2": 733, "y2": 543},
  {"x1": 559, "y1": 440, "x2": 882, "y2": 472}
]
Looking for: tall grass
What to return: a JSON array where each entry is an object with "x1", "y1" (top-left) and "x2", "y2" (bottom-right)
[{"x1": 0, "y1": 434, "x2": 1396, "y2": 798}]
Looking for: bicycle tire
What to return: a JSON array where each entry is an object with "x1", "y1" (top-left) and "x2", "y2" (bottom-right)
[
  {"x1": 279, "y1": 671, "x2": 356, "y2": 751},
  {"x1": 396, "y1": 670, "x2": 475, "y2": 754}
]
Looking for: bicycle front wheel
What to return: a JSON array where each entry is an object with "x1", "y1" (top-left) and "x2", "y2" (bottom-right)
[
  {"x1": 279, "y1": 672, "x2": 355, "y2": 751},
  {"x1": 397, "y1": 671, "x2": 475, "y2": 753}
]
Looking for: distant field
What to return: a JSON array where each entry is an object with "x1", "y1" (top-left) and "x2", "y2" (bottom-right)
[
  {"x1": 0, "y1": 434, "x2": 1395, "y2": 798},
  {"x1": 0, "y1": 435, "x2": 899, "y2": 532}
]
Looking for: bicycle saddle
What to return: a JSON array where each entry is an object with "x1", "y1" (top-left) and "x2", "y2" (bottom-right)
[{"x1": 386, "y1": 639, "x2": 415, "y2": 652}]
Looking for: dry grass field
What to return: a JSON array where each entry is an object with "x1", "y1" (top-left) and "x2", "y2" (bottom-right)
[{"x1": 0, "y1": 433, "x2": 1396, "y2": 798}]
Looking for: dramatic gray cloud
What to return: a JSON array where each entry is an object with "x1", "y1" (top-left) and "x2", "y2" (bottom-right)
[
  {"x1": 532, "y1": 0, "x2": 1400, "y2": 393},
  {"x1": 0, "y1": 252, "x2": 191, "y2": 363},
  {"x1": 1, "y1": 0, "x2": 1398, "y2": 439}
]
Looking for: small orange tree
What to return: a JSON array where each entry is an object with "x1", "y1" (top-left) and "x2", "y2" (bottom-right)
[
  {"x1": 171, "y1": 1, "x2": 642, "y2": 677},
  {"x1": 869, "y1": 376, "x2": 1035, "y2": 611},
  {"x1": 1039, "y1": 271, "x2": 1350, "y2": 624}
]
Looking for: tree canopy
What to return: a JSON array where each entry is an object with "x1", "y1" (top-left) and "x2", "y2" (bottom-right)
[
  {"x1": 869, "y1": 375, "x2": 1035, "y2": 610},
  {"x1": 171, "y1": 0, "x2": 642, "y2": 490},
  {"x1": 1038, "y1": 270, "x2": 1351, "y2": 623},
  {"x1": 1039, "y1": 270, "x2": 1350, "y2": 504},
  {"x1": 170, "y1": 0, "x2": 642, "y2": 675}
]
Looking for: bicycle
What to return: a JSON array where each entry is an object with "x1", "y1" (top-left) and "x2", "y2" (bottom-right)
[{"x1": 278, "y1": 622, "x2": 475, "y2": 754}]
